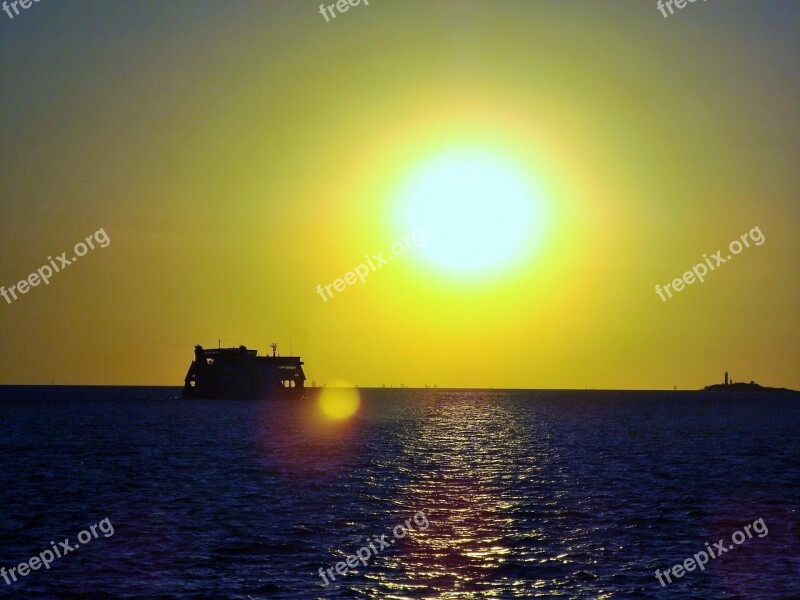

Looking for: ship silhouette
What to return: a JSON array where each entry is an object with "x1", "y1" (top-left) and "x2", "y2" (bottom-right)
[{"x1": 182, "y1": 343, "x2": 305, "y2": 399}]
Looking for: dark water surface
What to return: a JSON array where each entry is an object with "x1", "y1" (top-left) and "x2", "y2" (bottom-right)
[{"x1": 0, "y1": 387, "x2": 798, "y2": 599}]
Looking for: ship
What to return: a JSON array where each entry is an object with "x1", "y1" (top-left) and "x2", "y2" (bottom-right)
[{"x1": 182, "y1": 343, "x2": 305, "y2": 399}]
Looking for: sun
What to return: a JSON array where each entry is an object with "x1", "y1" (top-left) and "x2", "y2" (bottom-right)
[{"x1": 397, "y1": 149, "x2": 547, "y2": 273}]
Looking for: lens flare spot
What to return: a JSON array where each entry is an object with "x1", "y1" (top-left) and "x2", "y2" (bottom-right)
[{"x1": 318, "y1": 385, "x2": 361, "y2": 420}]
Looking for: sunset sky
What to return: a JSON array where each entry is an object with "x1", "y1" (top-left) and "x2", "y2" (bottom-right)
[{"x1": 1, "y1": 1, "x2": 798, "y2": 389}]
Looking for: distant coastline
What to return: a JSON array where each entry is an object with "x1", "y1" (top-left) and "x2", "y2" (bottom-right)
[{"x1": 0, "y1": 384, "x2": 797, "y2": 401}]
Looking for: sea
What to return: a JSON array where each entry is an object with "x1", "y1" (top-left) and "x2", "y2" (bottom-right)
[{"x1": 0, "y1": 386, "x2": 798, "y2": 599}]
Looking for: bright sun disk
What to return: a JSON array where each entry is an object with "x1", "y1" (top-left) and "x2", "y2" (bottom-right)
[{"x1": 399, "y1": 149, "x2": 546, "y2": 273}]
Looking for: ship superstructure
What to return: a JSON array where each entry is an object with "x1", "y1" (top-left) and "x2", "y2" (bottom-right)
[{"x1": 182, "y1": 343, "x2": 305, "y2": 399}]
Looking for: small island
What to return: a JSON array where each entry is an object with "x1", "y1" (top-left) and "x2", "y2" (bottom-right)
[{"x1": 703, "y1": 371, "x2": 797, "y2": 394}]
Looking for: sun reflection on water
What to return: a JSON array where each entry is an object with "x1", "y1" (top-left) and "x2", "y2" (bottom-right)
[{"x1": 382, "y1": 392, "x2": 547, "y2": 597}]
